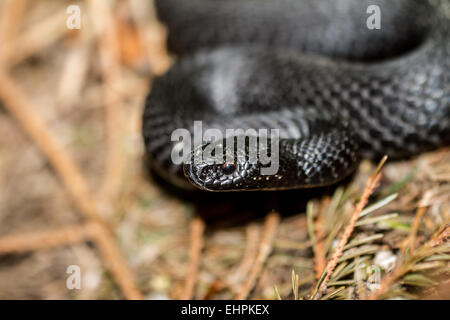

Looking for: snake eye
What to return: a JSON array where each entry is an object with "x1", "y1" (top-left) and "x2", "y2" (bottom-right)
[{"x1": 221, "y1": 162, "x2": 236, "y2": 175}]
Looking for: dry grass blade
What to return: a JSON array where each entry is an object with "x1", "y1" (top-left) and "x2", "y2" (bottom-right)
[
  {"x1": 236, "y1": 212, "x2": 280, "y2": 300},
  {"x1": 274, "y1": 285, "x2": 282, "y2": 300},
  {"x1": 292, "y1": 270, "x2": 300, "y2": 300},
  {"x1": 228, "y1": 223, "x2": 260, "y2": 290},
  {"x1": 321, "y1": 286, "x2": 346, "y2": 300},
  {"x1": 180, "y1": 218, "x2": 206, "y2": 300}
]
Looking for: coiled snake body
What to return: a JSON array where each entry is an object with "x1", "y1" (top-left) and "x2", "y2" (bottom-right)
[{"x1": 143, "y1": 0, "x2": 450, "y2": 191}]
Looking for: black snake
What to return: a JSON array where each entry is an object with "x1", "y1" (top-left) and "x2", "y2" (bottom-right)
[{"x1": 143, "y1": 0, "x2": 450, "y2": 191}]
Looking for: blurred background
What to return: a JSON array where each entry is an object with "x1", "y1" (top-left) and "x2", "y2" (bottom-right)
[{"x1": 0, "y1": 0, "x2": 448, "y2": 300}]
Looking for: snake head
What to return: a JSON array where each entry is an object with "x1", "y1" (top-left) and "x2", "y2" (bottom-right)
[{"x1": 183, "y1": 136, "x2": 281, "y2": 191}]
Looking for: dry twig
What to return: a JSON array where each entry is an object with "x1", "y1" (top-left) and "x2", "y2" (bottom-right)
[
  {"x1": 0, "y1": 224, "x2": 92, "y2": 254},
  {"x1": 88, "y1": 0, "x2": 126, "y2": 207},
  {"x1": 312, "y1": 157, "x2": 387, "y2": 299},
  {"x1": 228, "y1": 224, "x2": 260, "y2": 290},
  {"x1": 57, "y1": 36, "x2": 91, "y2": 110},
  {"x1": 367, "y1": 226, "x2": 449, "y2": 300},
  {"x1": 129, "y1": 0, "x2": 170, "y2": 74},
  {"x1": 1, "y1": 9, "x2": 69, "y2": 67},
  {"x1": 0, "y1": 72, "x2": 100, "y2": 221},
  {"x1": 430, "y1": 225, "x2": 450, "y2": 248},
  {"x1": 0, "y1": 0, "x2": 27, "y2": 67},
  {"x1": 314, "y1": 198, "x2": 329, "y2": 278},
  {"x1": 407, "y1": 191, "x2": 433, "y2": 251},
  {"x1": 0, "y1": 72, "x2": 142, "y2": 300},
  {"x1": 89, "y1": 222, "x2": 143, "y2": 300},
  {"x1": 0, "y1": 0, "x2": 27, "y2": 58}
]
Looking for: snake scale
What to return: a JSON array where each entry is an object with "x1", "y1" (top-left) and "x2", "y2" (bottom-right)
[{"x1": 143, "y1": 0, "x2": 450, "y2": 191}]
